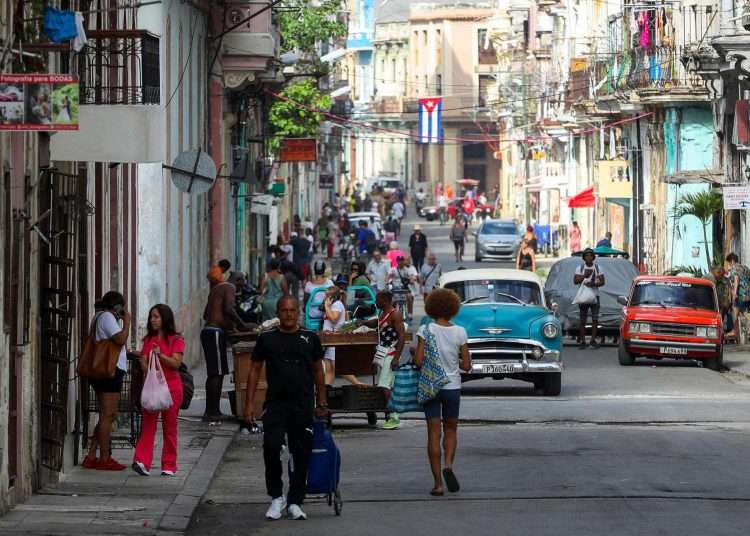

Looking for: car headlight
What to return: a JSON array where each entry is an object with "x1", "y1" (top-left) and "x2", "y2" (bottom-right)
[
  {"x1": 696, "y1": 326, "x2": 719, "y2": 338},
  {"x1": 630, "y1": 322, "x2": 651, "y2": 334},
  {"x1": 542, "y1": 323, "x2": 558, "y2": 339}
]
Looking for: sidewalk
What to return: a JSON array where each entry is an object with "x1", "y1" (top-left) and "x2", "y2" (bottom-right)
[
  {"x1": 723, "y1": 344, "x2": 750, "y2": 377},
  {"x1": 0, "y1": 366, "x2": 237, "y2": 535}
]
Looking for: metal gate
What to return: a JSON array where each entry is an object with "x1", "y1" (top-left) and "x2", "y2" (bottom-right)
[{"x1": 38, "y1": 169, "x2": 83, "y2": 471}]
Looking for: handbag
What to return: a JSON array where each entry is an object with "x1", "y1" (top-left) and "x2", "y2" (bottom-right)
[
  {"x1": 417, "y1": 325, "x2": 449, "y2": 404},
  {"x1": 178, "y1": 363, "x2": 194, "y2": 410},
  {"x1": 78, "y1": 313, "x2": 121, "y2": 380},
  {"x1": 140, "y1": 350, "x2": 174, "y2": 412},
  {"x1": 387, "y1": 364, "x2": 421, "y2": 413},
  {"x1": 572, "y1": 282, "x2": 597, "y2": 305}
]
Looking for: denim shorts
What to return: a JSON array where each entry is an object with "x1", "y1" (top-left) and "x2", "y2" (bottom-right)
[{"x1": 423, "y1": 388, "x2": 461, "y2": 420}]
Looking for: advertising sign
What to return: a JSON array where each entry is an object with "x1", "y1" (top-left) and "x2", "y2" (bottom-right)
[
  {"x1": 279, "y1": 138, "x2": 317, "y2": 162},
  {"x1": 0, "y1": 74, "x2": 79, "y2": 131},
  {"x1": 723, "y1": 185, "x2": 750, "y2": 209}
]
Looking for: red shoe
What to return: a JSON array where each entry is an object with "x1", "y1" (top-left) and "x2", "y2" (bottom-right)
[
  {"x1": 81, "y1": 456, "x2": 98, "y2": 469},
  {"x1": 96, "y1": 457, "x2": 126, "y2": 471}
]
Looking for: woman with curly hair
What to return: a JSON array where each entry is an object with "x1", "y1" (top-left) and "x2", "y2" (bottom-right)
[{"x1": 414, "y1": 288, "x2": 471, "y2": 496}]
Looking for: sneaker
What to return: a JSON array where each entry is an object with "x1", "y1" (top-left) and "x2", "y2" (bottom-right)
[
  {"x1": 265, "y1": 496, "x2": 286, "y2": 520},
  {"x1": 81, "y1": 456, "x2": 98, "y2": 469},
  {"x1": 96, "y1": 457, "x2": 126, "y2": 471},
  {"x1": 131, "y1": 461, "x2": 150, "y2": 476},
  {"x1": 382, "y1": 413, "x2": 401, "y2": 430},
  {"x1": 288, "y1": 504, "x2": 307, "y2": 520},
  {"x1": 161, "y1": 470, "x2": 175, "y2": 477}
]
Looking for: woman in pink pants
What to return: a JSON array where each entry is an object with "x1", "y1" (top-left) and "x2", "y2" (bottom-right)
[{"x1": 132, "y1": 304, "x2": 184, "y2": 477}]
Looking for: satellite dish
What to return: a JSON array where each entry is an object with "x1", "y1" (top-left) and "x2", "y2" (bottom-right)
[{"x1": 166, "y1": 149, "x2": 217, "y2": 194}]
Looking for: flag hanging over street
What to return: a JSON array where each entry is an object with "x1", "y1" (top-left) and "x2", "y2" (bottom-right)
[{"x1": 418, "y1": 97, "x2": 442, "y2": 144}]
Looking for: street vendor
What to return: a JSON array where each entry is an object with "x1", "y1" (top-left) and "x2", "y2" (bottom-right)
[{"x1": 357, "y1": 290, "x2": 405, "y2": 430}]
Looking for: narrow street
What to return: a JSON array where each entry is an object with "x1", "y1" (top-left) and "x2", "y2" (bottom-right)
[{"x1": 187, "y1": 218, "x2": 750, "y2": 536}]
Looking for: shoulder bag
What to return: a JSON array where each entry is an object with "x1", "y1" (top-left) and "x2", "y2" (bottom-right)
[{"x1": 78, "y1": 313, "x2": 121, "y2": 380}]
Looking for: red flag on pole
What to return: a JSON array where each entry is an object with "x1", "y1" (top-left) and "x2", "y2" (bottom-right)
[{"x1": 567, "y1": 186, "x2": 595, "y2": 208}]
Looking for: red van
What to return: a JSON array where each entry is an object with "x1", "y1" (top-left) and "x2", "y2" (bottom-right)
[{"x1": 618, "y1": 276, "x2": 723, "y2": 370}]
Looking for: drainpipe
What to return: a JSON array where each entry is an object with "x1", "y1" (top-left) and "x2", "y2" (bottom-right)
[
  {"x1": 209, "y1": 77, "x2": 224, "y2": 265},
  {"x1": 634, "y1": 117, "x2": 644, "y2": 271}
]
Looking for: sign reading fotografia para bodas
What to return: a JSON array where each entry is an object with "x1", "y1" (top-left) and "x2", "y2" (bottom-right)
[{"x1": 0, "y1": 74, "x2": 79, "y2": 131}]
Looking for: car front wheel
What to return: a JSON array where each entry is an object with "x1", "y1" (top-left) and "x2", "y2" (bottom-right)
[
  {"x1": 542, "y1": 373, "x2": 561, "y2": 396},
  {"x1": 618, "y1": 342, "x2": 635, "y2": 366},
  {"x1": 703, "y1": 347, "x2": 723, "y2": 371}
]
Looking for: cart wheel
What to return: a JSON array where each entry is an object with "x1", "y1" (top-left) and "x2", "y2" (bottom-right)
[
  {"x1": 334, "y1": 488, "x2": 342, "y2": 516},
  {"x1": 367, "y1": 412, "x2": 377, "y2": 426}
]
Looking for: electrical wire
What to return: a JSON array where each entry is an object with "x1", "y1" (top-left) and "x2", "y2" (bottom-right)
[{"x1": 165, "y1": 11, "x2": 199, "y2": 108}]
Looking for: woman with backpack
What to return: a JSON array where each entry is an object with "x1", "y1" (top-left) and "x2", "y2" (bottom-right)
[
  {"x1": 260, "y1": 258, "x2": 289, "y2": 322},
  {"x1": 132, "y1": 304, "x2": 184, "y2": 476},
  {"x1": 414, "y1": 289, "x2": 471, "y2": 496}
]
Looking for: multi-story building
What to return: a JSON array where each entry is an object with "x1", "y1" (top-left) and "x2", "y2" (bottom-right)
[{"x1": 0, "y1": 0, "x2": 280, "y2": 512}]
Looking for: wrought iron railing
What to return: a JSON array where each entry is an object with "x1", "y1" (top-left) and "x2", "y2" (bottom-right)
[{"x1": 75, "y1": 30, "x2": 160, "y2": 105}]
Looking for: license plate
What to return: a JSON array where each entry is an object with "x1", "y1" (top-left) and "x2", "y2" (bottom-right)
[
  {"x1": 659, "y1": 346, "x2": 688, "y2": 355},
  {"x1": 482, "y1": 363, "x2": 516, "y2": 374}
]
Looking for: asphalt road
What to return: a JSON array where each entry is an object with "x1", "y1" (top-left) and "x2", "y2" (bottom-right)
[{"x1": 187, "y1": 215, "x2": 750, "y2": 535}]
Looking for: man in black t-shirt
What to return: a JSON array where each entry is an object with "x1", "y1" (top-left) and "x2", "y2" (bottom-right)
[{"x1": 244, "y1": 295, "x2": 328, "y2": 521}]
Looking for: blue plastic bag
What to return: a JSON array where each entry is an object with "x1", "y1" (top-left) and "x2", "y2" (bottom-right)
[
  {"x1": 387, "y1": 365, "x2": 421, "y2": 413},
  {"x1": 306, "y1": 421, "x2": 341, "y2": 494},
  {"x1": 44, "y1": 7, "x2": 78, "y2": 43}
]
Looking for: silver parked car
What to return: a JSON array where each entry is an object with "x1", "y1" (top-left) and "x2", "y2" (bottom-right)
[{"x1": 474, "y1": 219, "x2": 523, "y2": 262}]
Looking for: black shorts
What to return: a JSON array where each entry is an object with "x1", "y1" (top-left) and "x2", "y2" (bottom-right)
[
  {"x1": 579, "y1": 297, "x2": 601, "y2": 320},
  {"x1": 90, "y1": 367, "x2": 126, "y2": 394},
  {"x1": 201, "y1": 328, "x2": 230, "y2": 376}
]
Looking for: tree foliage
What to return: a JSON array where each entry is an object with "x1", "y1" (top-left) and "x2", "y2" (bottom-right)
[
  {"x1": 671, "y1": 190, "x2": 723, "y2": 270},
  {"x1": 268, "y1": 79, "x2": 331, "y2": 153},
  {"x1": 277, "y1": 0, "x2": 347, "y2": 54}
]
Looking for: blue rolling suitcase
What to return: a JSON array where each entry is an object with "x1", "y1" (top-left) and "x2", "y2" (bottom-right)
[{"x1": 306, "y1": 420, "x2": 342, "y2": 515}]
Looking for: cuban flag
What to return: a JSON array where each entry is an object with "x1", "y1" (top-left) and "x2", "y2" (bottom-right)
[{"x1": 418, "y1": 97, "x2": 442, "y2": 144}]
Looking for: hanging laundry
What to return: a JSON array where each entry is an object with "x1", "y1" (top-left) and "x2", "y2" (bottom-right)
[
  {"x1": 639, "y1": 12, "x2": 651, "y2": 48},
  {"x1": 609, "y1": 129, "x2": 616, "y2": 160},
  {"x1": 72, "y1": 12, "x2": 87, "y2": 52},
  {"x1": 44, "y1": 7, "x2": 78, "y2": 43}
]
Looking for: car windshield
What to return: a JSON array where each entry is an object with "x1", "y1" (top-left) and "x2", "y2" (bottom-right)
[
  {"x1": 480, "y1": 223, "x2": 518, "y2": 236},
  {"x1": 445, "y1": 280, "x2": 542, "y2": 305},
  {"x1": 631, "y1": 281, "x2": 716, "y2": 310}
]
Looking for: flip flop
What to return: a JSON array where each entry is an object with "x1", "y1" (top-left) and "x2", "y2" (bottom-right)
[
  {"x1": 443, "y1": 468, "x2": 460, "y2": 492},
  {"x1": 430, "y1": 489, "x2": 444, "y2": 496}
]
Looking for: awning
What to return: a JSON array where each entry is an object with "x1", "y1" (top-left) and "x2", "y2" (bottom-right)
[{"x1": 568, "y1": 186, "x2": 595, "y2": 208}]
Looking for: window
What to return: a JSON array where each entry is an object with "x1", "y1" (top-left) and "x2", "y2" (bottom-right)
[
  {"x1": 477, "y1": 29, "x2": 497, "y2": 65},
  {"x1": 436, "y1": 29, "x2": 442, "y2": 66},
  {"x1": 478, "y1": 74, "x2": 496, "y2": 107},
  {"x1": 436, "y1": 74, "x2": 442, "y2": 95},
  {"x1": 424, "y1": 75, "x2": 428, "y2": 94}
]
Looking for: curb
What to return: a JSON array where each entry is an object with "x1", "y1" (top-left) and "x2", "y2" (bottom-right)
[{"x1": 158, "y1": 429, "x2": 235, "y2": 532}]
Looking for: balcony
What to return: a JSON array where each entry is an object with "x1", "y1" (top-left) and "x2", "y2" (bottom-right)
[
  {"x1": 221, "y1": 1, "x2": 276, "y2": 88},
  {"x1": 76, "y1": 30, "x2": 160, "y2": 105},
  {"x1": 373, "y1": 96, "x2": 403, "y2": 114},
  {"x1": 596, "y1": 3, "x2": 719, "y2": 102}
]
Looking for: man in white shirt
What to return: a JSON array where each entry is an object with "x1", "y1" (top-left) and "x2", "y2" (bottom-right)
[
  {"x1": 573, "y1": 248, "x2": 605, "y2": 349},
  {"x1": 389, "y1": 256, "x2": 418, "y2": 317},
  {"x1": 392, "y1": 200, "x2": 405, "y2": 221},
  {"x1": 366, "y1": 250, "x2": 391, "y2": 291}
]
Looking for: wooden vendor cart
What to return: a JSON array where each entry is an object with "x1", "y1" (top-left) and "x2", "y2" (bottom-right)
[
  {"x1": 226, "y1": 330, "x2": 265, "y2": 421},
  {"x1": 320, "y1": 331, "x2": 412, "y2": 426}
]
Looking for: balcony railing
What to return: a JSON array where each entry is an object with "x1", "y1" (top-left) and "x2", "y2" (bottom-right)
[
  {"x1": 75, "y1": 30, "x2": 160, "y2": 105},
  {"x1": 596, "y1": 3, "x2": 717, "y2": 97}
]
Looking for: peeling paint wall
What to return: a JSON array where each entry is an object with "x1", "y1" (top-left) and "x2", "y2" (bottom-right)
[{"x1": 666, "y1": 106, "x2": 714, "y2": 271}]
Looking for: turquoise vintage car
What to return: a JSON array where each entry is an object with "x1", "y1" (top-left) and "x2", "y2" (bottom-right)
[{"x1": 437, "y1": 268, "x2": 563, "y2": 395}]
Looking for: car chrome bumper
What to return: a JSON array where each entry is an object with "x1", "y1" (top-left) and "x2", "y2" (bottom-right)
[
  {"x1": 467, "y1": 360, "x2": 562, "y2": 375},
  {"x1": 625, "y1": 338, "x2": 719, "y2": 351}
]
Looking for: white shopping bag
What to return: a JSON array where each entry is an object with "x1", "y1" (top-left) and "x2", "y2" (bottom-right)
[
  {"x1": 572, "y1": 282, "x2": 598, "y2": 305},
  {"x1": 141, "y1": 350, "x2": 173, "y2": 412}
]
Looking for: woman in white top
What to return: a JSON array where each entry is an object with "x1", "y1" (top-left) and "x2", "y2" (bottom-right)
[
  {"x1": 414, "y1": 288, "x2": 471, "y2": 496},
  {"x1": 321, "y1": 286, "x2": 361, "y2": 386},
  {"x1": 82, "y1": 291, "x2": 131, "y2": 471}
]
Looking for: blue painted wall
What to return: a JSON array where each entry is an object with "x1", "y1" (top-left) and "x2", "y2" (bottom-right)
[{"x1": 665, "y1": 106, "x2": 714, "y2": 271}]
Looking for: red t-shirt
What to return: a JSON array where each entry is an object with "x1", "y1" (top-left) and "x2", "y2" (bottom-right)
[
  {"x1": 141, "y1": 334, "x2": 185, "y2": 384},
  {"x1": 463, "y1": 198, "x2": 475, "y2": 214}
]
